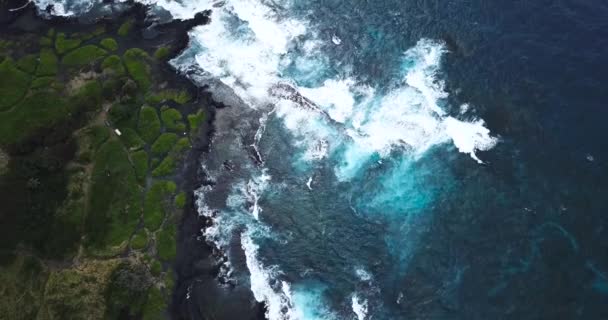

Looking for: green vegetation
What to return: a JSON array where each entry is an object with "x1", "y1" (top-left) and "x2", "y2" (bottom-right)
[
  {"x1": 120, "y1": 127, "x2": 145, "y2": 150},
  {"x1": 147, "y1": 89, "x2": 191, "y2": 105},
  {"x1": 142, "y1": 287, "x2": 166, "y2": 320},
  {"x1": 131, "y1": 231, "x2": 148, "y2": 250},
  {"x1": 173, "y1": 137, "x2": 191, "y2": 153},
  {"x1": 150, "y1": 260, "x2": 162, "y2": 276},
  {"x1": 39, "y1": 36, "x2": 52, "y2": 47},
  {"x1": 61, "y1": 45, "x2": 107, "y2": 66},
  {"x1": 100, "y1": 37, "x2": 118, "y2": 51},
  {"x1": 104, "y1": 261, "x2": 151, "y2": 319},
  {"x1": 151, "y1": 133, "x2": 179, "y2": 156},
  {"x1": 131, "y1": 149, "x2": 149, "y2": 183},
  {"x1": 55, "y1": 33, "x2": 82, "y2": 55},
  {"x1": 138, "y1": 105, "x2": 161, "y2": 144},
  {"x1": 36, "y1": 48, "x2": 58, "y2": 76},
  {"x1": 118, "y1": 19, "x2": 134, "y2": 37},
  {"x1": 161, "y1": 107, "x2": 186, "y2": 132},
  {"x1": 152, "y1": 155, "x2": 176, "y2": 177},
  {"x1": 0, "y1": 256, "x2": 48, "y2": 319},
  {"x1": 154, "y1": 46, "x2": 170, "y2": 60},
  {"x1": 175, "y1": 192, "x2": 186, "y2": 209},
  {"x1": 16, "y1": 54, "x2": 38, "y2": 74},
  {"x1": 30, "y1": 76, "x2": 54, "y2": 89},
  {"x1": 188, "y1": 110, "x2": 206, "y2": 135},
  {"x1": 143, "y1": 181, "x2": 175, "y2": 231},
  {"x1": 85, "y1": 139, "x2": 142, "y2": 251},
  {"x1": 124, "y1": 48, "x2": 151, "y2": 90},
  {"x1": 157, "y1": 223, "x2": 177, "y2": 261},
  {"x1": 101, "y1": 55, "x2": 126, "y2": 75},
  {"x1": 0, "y1": 58, "x2": 30, "y2": 111}
]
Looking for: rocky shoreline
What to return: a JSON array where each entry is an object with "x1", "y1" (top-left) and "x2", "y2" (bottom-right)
[{"x1": 0, "y1": 1, "x2": 266, "y2": 319}]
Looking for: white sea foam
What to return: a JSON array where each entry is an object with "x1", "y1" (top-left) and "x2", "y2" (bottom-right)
[{"x1": 351, "y1": 293, "x2": 368, "y2": 320}]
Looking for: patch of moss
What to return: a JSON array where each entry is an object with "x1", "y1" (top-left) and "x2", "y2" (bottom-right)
[
  {"x1": 164, "y1": 269, "x2": 175, "y2": 292},
  {"x1": 154, "y1": 46, "x2": 170, "y2": 60},
  {"x1": 131, "y1": 149, "x2": 149, "y2": 183},
  {"x1": 16, "y1": 54, "x2": 38, "y2": 74},
  {"x1": 151, "y1": 133, "x2": 179, "y2": 156},
  {"x1": 131, "y1": 231, "x2": 148, "y2": 250},
  {"x1": 146, "y1": 89, "x2": 191, "y2": 105},
  {"x1": 100, "y1": 37, "x2": 118, "y2": 51},
  {"x1": 161, "y1": 107, "x2": 186, "y2": 132},
  {"x1": 55, "y1": 33, "x2": 82, "y2": 55},
  {"x1": 36, "y1": 48, "x2": 58, "y2": 76},
  {"x1": 142, "y1": 287, "x2": 166, "y2": 320},
  {"x1": 85, "y1": 139, "x2": 142, "y2": 250},
  {"x1": 123, "y1": 48, "x2": 151, "y2": 91},
  {"x1": 172, "y1": 137, "x2": 191, "y2": 154},
  {"x1": 118, "y1": 19, "x2": 134, "y2": 37},
  {"x1": 138, "y1": 106, "x2": 161, "y2": 144},
  {"x1": 101, "y1": 55, "x2": 125, "y2": 75},
  {"x1": 62, "y1": 45, "x2": 107, "y2": 66},
  {"x1": 109, "y1": 102, "x2": 139, "y2": 129},
  {"x1": 188, "y1": 110, "x2": 206, "y2": 135},
  {"x1": 0, "y1": 58, "x2": 30, "y2": 111},
  {"x1": 157, "y1": 223, "x2": 177, "y2": 261},
  {"x1": 143, "y1": 181, "x2": 175, "y2": 231},
  {"x1": 0, "y1": 149, "x2": 8, "y2": 176}
]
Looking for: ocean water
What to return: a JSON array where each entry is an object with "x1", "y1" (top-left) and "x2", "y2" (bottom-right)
[{"x1": 36, "y1": 0, "x2": 608, "y2": 319}]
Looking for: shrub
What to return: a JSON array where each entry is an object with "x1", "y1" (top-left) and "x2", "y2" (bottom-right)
[
  {"x1": 123, "y1": 48, "x2": 151, "y2": 91},
  {"x1": 16, "y1": 54, "x2": 38, "y2": 74},
  {"x1": 142, "y1": 287, "x2": 166, "y2": 320},
  {"x1": 55, "y1": 33, "x2": 82, "y2": 55},
  {"x1": 146, "y1": 89, "x2": 190, "y2": 105},
  {"x1": 174, "y1": 192, "x2": 186, "y2": 209},
  {"x1": 151, "y1": 133, "x2": 178, "y2": 156},
  {"x1": 118, "y1": 20, "x2": 134, "y2": 37},
  {"x1": 101, "y1": 55, "x2": 125, "y2": 75},
  {"x1": 100, "y1": 38, "x2": 118, "y2": 51},
  {"x1": 151, "y1": 155, "x2": 175, "y2": 177},
  {"x1": 36, "y1": 48, "x2": 58, "y2": 76},
  {"x1": 61, "y1": 45, "x2": 107, "y2": 66},
  {"x1": 157, "y1": 223, "x2": 176, "y2": 261},
  {"x1": 137, "y1": 106, "x2": 161, "y2": 144},
  {"x1": 0, "y1": 58, "x2": 30, "y2": 111},
  {"x1": 131, "y1": 231, "x2": 148, "y2": 250},
  {"x1": 187, "y1": 110, "x2": 205, "y2": 135},
  {"x1": 120, "y1": 128, "x2": 145, "y2": 151},
  {"x1": 160, "y1": 108, "x2": 185, "y2": 132},
  {"x1": 131, "y1": 150, "x2": 149, "y2": 183},
  {"x1": 154, "y1": 46, "x2": 170, "y2": 60},
  {"x1": 143, "y1": 181, "x2": 174, "y2": 231}
]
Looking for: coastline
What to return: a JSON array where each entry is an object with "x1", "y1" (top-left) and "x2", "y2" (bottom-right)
[{"x1": 0, "y1": 1, "x2": 265, "y2": 319}]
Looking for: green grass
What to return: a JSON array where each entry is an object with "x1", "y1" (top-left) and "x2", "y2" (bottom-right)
[
  {"x1": 154, "y1": 46, "x2": 170, "y2": 60},
  {"x1": 172, "y1": 137, "x2": 191, "y2": 153},
  {"x1": 118, "y1": 19, "x2": 134, "y2": 37},
  {"x1": 146, "y1": 89, "x2": 191, "y2": 105},
  {"x1": 61, "y1": 45, "x2": 107, "y2": 66},
  {"x1": 131, "y1": 231, "x2": 148, "y2": 250},
  {"x1": 174, "y1": 192, "x2": 186, "y2": 209},
  {"x1": 157, "y1": 223, "x2": 177, "y2": 261},
  {"x1": 137, "y1": 106, "x2": 161, "y2": 144},
  {"x1": 151, "y1": 133, "x2": 179, "y2": 156},
  {"x1": 36, "y1": 48, "x2": 58, "y2": 76},
  {"x1": 188, "y1": 110, "x2": 206, "y2": 135},
  {"x1": 101, "y1": 55, "x2": 125, "y2": 75},
  {"x1": 0, "y1": 58, "x2": 30, "y2": 111},
  {"x1": 16, "y1": 54, "x2": 38, "y2": 74},
  {"x1": 143, "y1": 181, "x2": 175, "y2": 231},
  {"x1": 142, "y1": 287, "x2": 166, "y2": 320},
  {"x1": 161, "y1": 108, "x2": 186, "y2": 132},
  {"x1": 100, "y1": 38, "x2": 118, "y2": 51},
  {"x1": 131, "y1": 150, "x2": 149, "y2": 183},
  {"x1": 85, "y1": 139, "x2": 142, "y2": 250},
  {"x1": 55, "y1": 33, "x2": 82, "y2": 55},
  {"x1": 123, "y1": 48, "x2": 151, "y2": 91}
]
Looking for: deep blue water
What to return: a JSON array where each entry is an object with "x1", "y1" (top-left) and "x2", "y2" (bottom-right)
[{"x1": 36, "y1": 0, "x2": 608, "y2": 319}]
